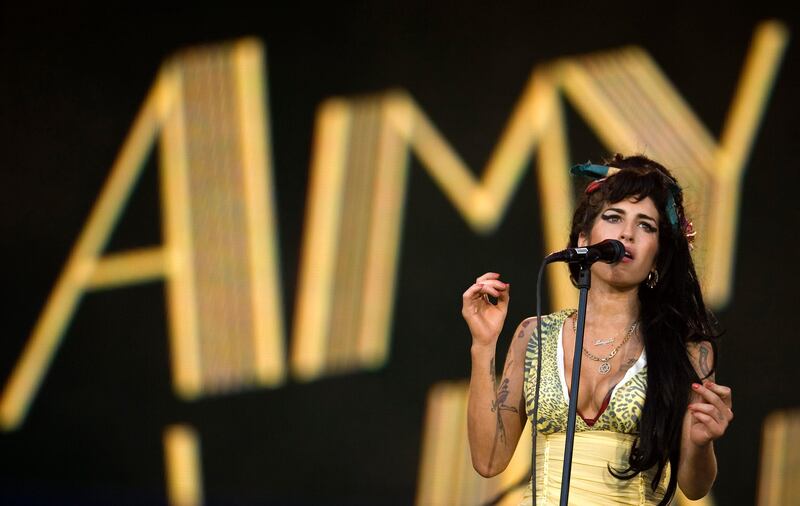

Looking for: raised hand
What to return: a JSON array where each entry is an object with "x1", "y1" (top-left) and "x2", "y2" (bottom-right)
[
  {"x1": 686, "y1": 381, "x2": 734, "y2": 447},
  {"x1": 461, "y1": 272, "x2": 510, "y2": 348}
]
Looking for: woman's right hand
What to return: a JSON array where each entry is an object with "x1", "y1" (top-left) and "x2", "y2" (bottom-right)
[{"x1": 461, "y1": 272, "x2": 510, "y2": 348}]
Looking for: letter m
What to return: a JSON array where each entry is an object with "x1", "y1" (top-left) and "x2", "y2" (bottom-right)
[{"x1": 291, "y1": 21, "x2": 788, "y2": 381}]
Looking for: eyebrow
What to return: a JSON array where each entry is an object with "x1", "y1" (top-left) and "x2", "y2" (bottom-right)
[{"x1": 604, "y1": 207, "x2": 658, "y2": 224}]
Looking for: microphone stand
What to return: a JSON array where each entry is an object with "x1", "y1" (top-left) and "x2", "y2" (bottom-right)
[{"x1": 559, "y1": 262, "x2": 591, "y2": 506}]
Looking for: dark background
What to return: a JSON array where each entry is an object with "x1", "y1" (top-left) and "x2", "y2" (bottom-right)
[{"x1": 1, "y1": 3, "x2": 798, "y2": 505}]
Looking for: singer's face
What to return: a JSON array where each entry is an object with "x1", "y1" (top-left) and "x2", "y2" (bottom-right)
[{"x1": 579, "y1": 196, "x2": 660, "y2": 288}]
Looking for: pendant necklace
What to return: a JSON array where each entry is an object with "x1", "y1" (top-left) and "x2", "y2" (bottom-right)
[{"x1": 572, "y1": 312, "x2": 639, "y2": 375}]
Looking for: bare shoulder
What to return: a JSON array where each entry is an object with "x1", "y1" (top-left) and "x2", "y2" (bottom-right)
[{"x1": 686, "y1": 340, "x2": 715, "y2": 381}]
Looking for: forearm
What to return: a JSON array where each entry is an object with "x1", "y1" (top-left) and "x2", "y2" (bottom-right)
[
  {"x1": 467, "y1": 343, "x2": 523, "y2": 477},
  {"x1": 461, "y1": 276, "x2": 526, "y2": 477},
  {"x1": 678, "y1": 439, "x2": 717, "y2": 499},
  {"x1": 679, "y1": 347, "x2": 732, "y2": 500}
]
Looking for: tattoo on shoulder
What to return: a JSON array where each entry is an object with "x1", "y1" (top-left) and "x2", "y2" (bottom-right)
[
  {"x1": 490, "y1": 357, "x2": 495, "y2": 379},
  {"x1": 517, "y1": 319, "x2": 533, "y2": 339}
]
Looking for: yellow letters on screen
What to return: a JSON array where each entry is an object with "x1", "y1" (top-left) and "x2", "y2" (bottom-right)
[
  {"x1": 0, "y1": 39, "x2": 286, "y2": 430},
  {"x1": 292, "y1": 21, "x2": 788, "y2": 380},
  {"x1": 0, "y1": 18, "x2": 788, "y2": 506},
  {"x1": 0, "y1": 22, "x2": 788, "y2": 431}
]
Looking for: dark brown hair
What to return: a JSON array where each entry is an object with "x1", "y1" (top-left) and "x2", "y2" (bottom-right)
[{"x1": 568, "y1": 154, "x2": 719, "y2": 504}]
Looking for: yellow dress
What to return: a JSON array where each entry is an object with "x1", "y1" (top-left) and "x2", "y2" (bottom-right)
[{"x1": 521, "y1": 309, "x2": 670, "y2": 505}]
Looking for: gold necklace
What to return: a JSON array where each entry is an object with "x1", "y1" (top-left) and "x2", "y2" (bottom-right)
[{"x1": 572, "y1": 312, "x2": 638, "y2": 375}]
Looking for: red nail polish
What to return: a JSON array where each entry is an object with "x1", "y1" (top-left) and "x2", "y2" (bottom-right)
[{"x1": 692, "y1": 383, "x2": 701, "y2": 390}]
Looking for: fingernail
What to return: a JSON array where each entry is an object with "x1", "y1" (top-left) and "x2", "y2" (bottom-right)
[{"x1": 692, "y1": 383, "x2": 701, "y2": 390}]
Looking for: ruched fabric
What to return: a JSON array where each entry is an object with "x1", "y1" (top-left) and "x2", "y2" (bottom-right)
[{"x1": 519, "y1": 431, "x2": 668, "y2": 505}]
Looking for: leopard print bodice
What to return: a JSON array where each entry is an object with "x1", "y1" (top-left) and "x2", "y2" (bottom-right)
[{"x1": 523, "y1": 309, "x2": 647, "y2": 434}]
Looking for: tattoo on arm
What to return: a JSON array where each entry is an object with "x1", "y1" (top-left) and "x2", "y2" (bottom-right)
[
  {"x1": 495, "y1": 378, "x2": 517, "y2": 411},
  {"x1": 486, "y1": 356, "x2": 520, "y2": 464},
  {"x1": 502, "y1": 358, "x2": 514, "y2": 375},
  {"x1": 491, "y1": 377, "x2": 519, "y2": 444},
  {"x1": 699, "y1": 344, "x2": 711, "y2": 378}
]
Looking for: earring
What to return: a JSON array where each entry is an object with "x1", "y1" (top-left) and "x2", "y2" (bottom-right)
[{"x1": 645, "y1": 269, "x2": 659, "y2": 289}]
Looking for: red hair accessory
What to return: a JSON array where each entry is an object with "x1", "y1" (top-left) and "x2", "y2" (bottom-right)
[{"x1": 585, "y1": 178, "x2": 607, "y2": 194}]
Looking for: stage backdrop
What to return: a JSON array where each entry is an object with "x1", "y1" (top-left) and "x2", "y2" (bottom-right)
[{"x1": 1, "y1": 4, "x2": 798, "y2": 505}]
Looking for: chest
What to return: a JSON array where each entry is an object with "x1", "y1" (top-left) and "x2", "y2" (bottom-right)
[
  {"x1": 561, "y1": 330, "x2": 644, "y2": 417},
  {"x1": 523, "y1": 313, "x2": 648, "y2": 434}
]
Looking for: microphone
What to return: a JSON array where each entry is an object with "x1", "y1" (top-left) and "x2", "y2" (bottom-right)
[{"x1": 545, "y1": 239, "x2": 625, "y2": 264}]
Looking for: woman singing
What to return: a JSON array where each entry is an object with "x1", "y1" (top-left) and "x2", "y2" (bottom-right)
[{"x1": 463, "y1": 155, "x2": 733, "y2": 504}]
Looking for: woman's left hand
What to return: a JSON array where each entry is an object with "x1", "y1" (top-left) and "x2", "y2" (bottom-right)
[{"x1": 686, "y1": 381, "x2": 734, "y2": 447}]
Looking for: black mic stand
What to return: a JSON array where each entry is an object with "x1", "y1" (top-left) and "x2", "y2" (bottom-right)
[{"x1": 559, "y1": 262, "x2": 591, "y2": 506}]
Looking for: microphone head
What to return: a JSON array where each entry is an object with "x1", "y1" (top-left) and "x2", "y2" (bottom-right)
[
  {"x1": 595, "y1": 239, "x2": 625, "y2": 263},
  {"x1": 543, "y1": 238, "x2": 625, "y2": 264}
]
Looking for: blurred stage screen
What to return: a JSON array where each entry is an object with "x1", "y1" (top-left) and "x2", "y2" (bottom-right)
[{"x1": 0, "y1": 4, "x2": 797, "y2": 505}]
